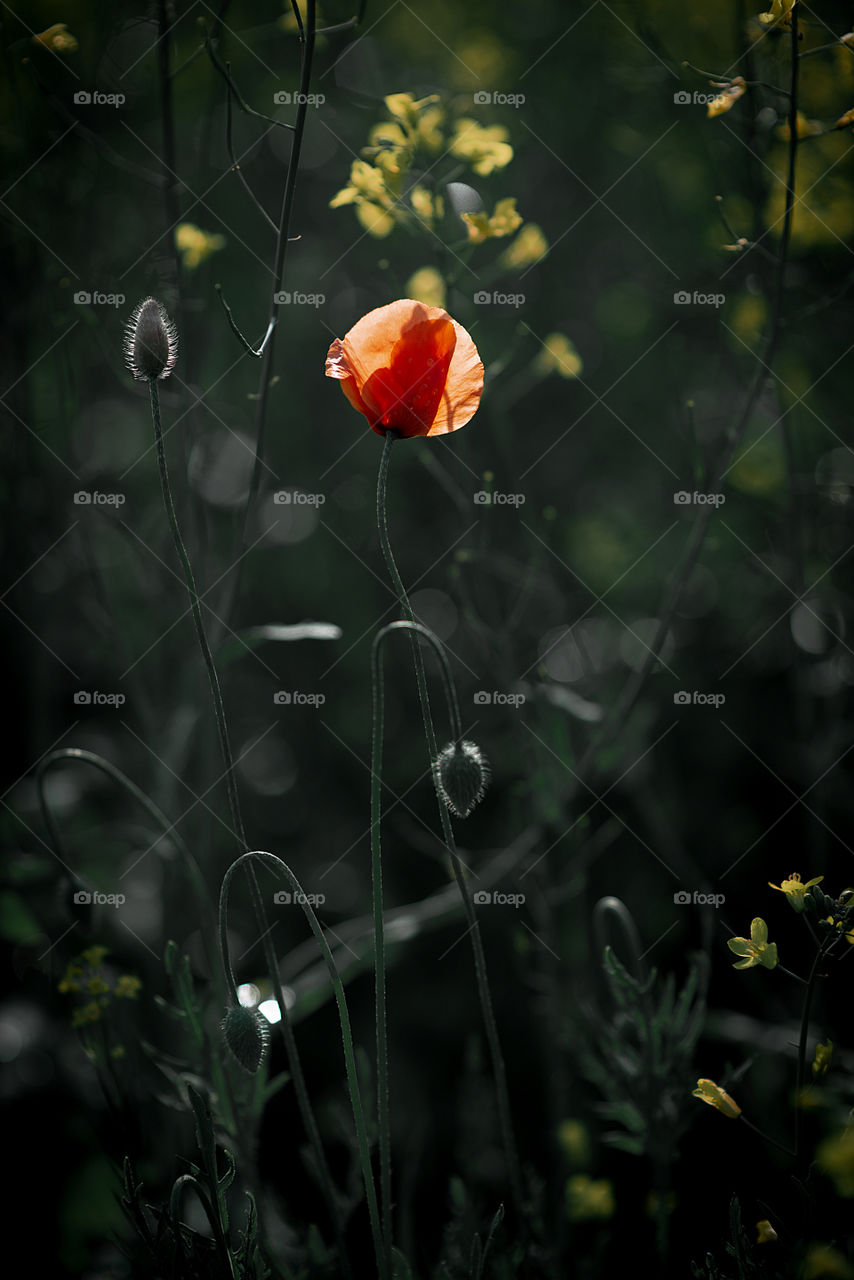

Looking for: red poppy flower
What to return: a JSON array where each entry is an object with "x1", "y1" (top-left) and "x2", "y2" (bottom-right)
[{"x1": 325, "y1": 299, "x2": 483, "y2": 438}]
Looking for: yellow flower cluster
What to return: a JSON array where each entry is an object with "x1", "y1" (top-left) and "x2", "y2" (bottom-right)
[
  {"x1": 58, "y1": 945, "x2": 142, "y2": 1032},
  {"x1": 329, "y1": 92, "x2": 547, "y2": 267},
  {"x1": 758, "y1": 0, "x2": 795, "y2": 27},
  {"x1": 565, "y1": 1174, "x2": 615, "y2": 1222},
  {"x1": 769, "y1": 871, "x2": 823, "y2": 912}
]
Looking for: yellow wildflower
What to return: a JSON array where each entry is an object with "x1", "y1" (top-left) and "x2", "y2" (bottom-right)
[
  {"x1": 330, "y1": 160, "x2": 400, "y2": 238},
  {"x1": 364, "y1": 120, "x2": 413, "y2": 177},
  {"x1": 34, "y1": 23, "x2": 78, "y2": 53},
  {"x1": 115, "y1": 974, "x2": 142, "y2": 1000},
  {"x1": 817, "y1": 1125, "x2": 854, "y2": 1196},
  {"x1": 59, "y1": 963, "x2": 83, "y2": 994},
  {"x1": 707, "y1": 77, "x2": 747, "y2": 119},
  {"x1": 405, "y1": 267, "x2": 446, "y2": 309},
  {"x1": 565, "y1": 1175, "x2": 615, "y2": 1222},
  {"x1": 835, "y1": 108, "x2": 854, "y2": 130},
  {"x1": 758, "y1": 0, "x2": 795, "y2": 27},
  {"x1": 756, "y1": 1219, "x2": 778, "y2": 1244},
  {"x1": 72, "y1": 1001, "x2": 102, "y2": 1028},
  {"x1": 500, "y1": 223, "x2": 548, "y2": 269},
  {"x1": 692, "y1": 1078, "x2": 742, "y2": 1118},
  {"x1": 812, "y1": 1040, "x2": 834, "y2": 1079},
  {"x1": 804, "y1": 1244, "x2": 854, "y2": 1279},
  {"x1": 726, "y1": 917, "x2": 778, "y2": 969},
  {"x1": 86, "y1": 976, "x2": 110, "y2": 997},
  {"x1": 410, "y1": 185, "x2": 444, "y2": 228},
  {"x1": 450, "y1": 119, "x2": 513, "y2": 176},
  {"x1": 556, "y1": 1119, "x2": 591, "y2": 1167},
  {"x1": 175, "y1": 223, "x2": 226, "y2": 270},
  {"x1": 535, "y1": 334, "x2": 583, "y2": 380},
  {"x1": 82, "y1": 945, "x2": 109, "y2": 967},
  {"x1": 462, "y1": 197, "x2": 522, "y2": 244},
  {"x1": 825, "y1": 916, "x2": 854, "y2": 944},
  {"x1": 384, "y1": 93, "x2": 444, "y2": 152},
  {"x1": 769, "y1": 872, "x2": 823, "y2": 912}
]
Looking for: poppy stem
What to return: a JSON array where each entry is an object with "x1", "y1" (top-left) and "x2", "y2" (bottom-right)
[
  {"x1": 376, "y1": 432, "x2": 526, "y2": 1225},
  {"x1": 149, "y1": 379, "x2": 351, "y2": 1276},
  {"x1": 220, "y1": 852, "x2": 384, "y2": 1280},
  {"x1": 368, "y1": 618, "x2": 466, "y2": 1270}
]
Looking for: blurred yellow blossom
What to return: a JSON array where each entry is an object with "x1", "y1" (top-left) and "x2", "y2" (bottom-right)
[
  {"x1": 58, "y1": 963, "x2": 83, "y2": 994},
  {"x1": 364, "y1": 120, "x2": 413, "y2": 177},
  {"x1": 175, "y1": 223, "x2": 226, "y2": 270},
  {"x1": 693, "y1": 1078, "x2": 742, "y2": 1118},
  {"x1": 566, "y1": 1175, "x2": 615, "y2": 1222},
  {"x1": 758, "y1": 0, "x2": 795, "y2": 27},
  {"x1": 812, "y1": 1040, "x2": 834, "y2": 1079},
  {"x1": 778, "y1": 112, "x2": 823, "y2": 141},
  {"x1": 769, "y1": 872, "x2": 823, "y2": 912},
  {"x1": 410, "y1": 186, "x2": 444, "y2": 228},
  {"x1": 557, "y1": 1119, "x2": 591, "y2": 1166},
  {"x1": 835, "y1": 107, "x2": 854, "y2": 130},
  {"x1": 330, "y1": 161, "x2": 400, "y2": 238},
  {"x1": 450, "y1": 119, "x2": 513, "y2": 175},
  {"x1": 500, "y1": 223, "x2": 548, "y2": 269},
  {"x1": 72, "y1": 1001, "x2": 102, "y2": 1028},
  {"x1": 462, "y1": 197, "x2": 522, "y2": 243},
  {"x1": 404, "y1": 267, "x2": 446, "y2": 309},
  {"x1": 115, "y1": 974, "x2": 142, "y2": 1000},
  {"x1": 817, "y1": 1125, "x2": 854, "y2": 1196},
  {"x1": 82, "y1": 945, "x2": 109, "y2": 967},
  {"x1": 727, "y1": 917, "x2": 778, "y2": 969},
  {"x1": 708, "y1": 78, "x2": 747, "y2": 119},
  {"x1": 805, "y1": 1244, "x2": 854, "y2": 1279},
  {"x1": 756, "y1": 1219, "x2": 778, "y2": 1244},
  {"x1": 86, "y1": 976, "x2": 110, "y2": 997},
  {"x1": 34, "y1": 23, "x2": 78, "y2": 53},
  {"x1": 384, "y1": 93, "x2": 444, "y2": 151},
  {"x1": 535, "y1": 334, "x2": 583, "y2": 379}
]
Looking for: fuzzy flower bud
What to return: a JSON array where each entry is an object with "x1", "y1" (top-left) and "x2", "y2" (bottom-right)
[
  {"x1": 124, "y1": 297, "x2": 178, "y2": 381},
  {"x1": 222, "y1": 1004, "x2": 268, "y2": 1073},
  {"x1": 433, "y1": 739, "x2": 490, "y2": 819}
]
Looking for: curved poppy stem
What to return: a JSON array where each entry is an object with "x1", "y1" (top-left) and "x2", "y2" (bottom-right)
[
  {"x1": 149, "y1": 379, "x2": 348, "y2": 1272},
  {"x1": 220, "y1": 851, "x2": 385, "y2": 1280},
  {"x1": 368, "y1": 619, "x2": 465, "y2": 1268},
  {"x1": 375, "y1": 432, "x2": 525, "y2": 1224}
]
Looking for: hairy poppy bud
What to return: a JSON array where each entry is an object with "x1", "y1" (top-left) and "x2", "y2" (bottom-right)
[
  {"x1": 433, "y1": 740, "x2": 490, "y2": 819},
  {"x1": 124, "y1": 297, "x2": 178, "y2": 381},
  {"x1": 222, "y1": 1004, "x2": 268, "y2": 1073}
]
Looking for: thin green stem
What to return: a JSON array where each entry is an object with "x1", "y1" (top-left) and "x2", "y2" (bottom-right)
[
  {"x1": 149, "y1": 378, "x2": 348, "y2": 1273},
  {"x1": 221, "y1": 852, "x2": 386, "y2": 1280},
  {"x1": 375, "y1": 433, "x2": 525, "y2": 1223},
  {"x1": 367, "y1": 619, "x2": 465, "y2": 1268},
  {"x1": 795, "y1": 943, "x2": 826, "y2": 1159}
]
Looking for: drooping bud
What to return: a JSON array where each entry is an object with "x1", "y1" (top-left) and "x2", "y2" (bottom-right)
[
  {"x1": 222, "y1": 1004, "x2": 268, "y2": 1073},
  {"x1": 124, "y1": 297, "x2": 178, "y2": 381},
  {"x1": 433, "y1": 739, "x2": 490, "y2": 819}
]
